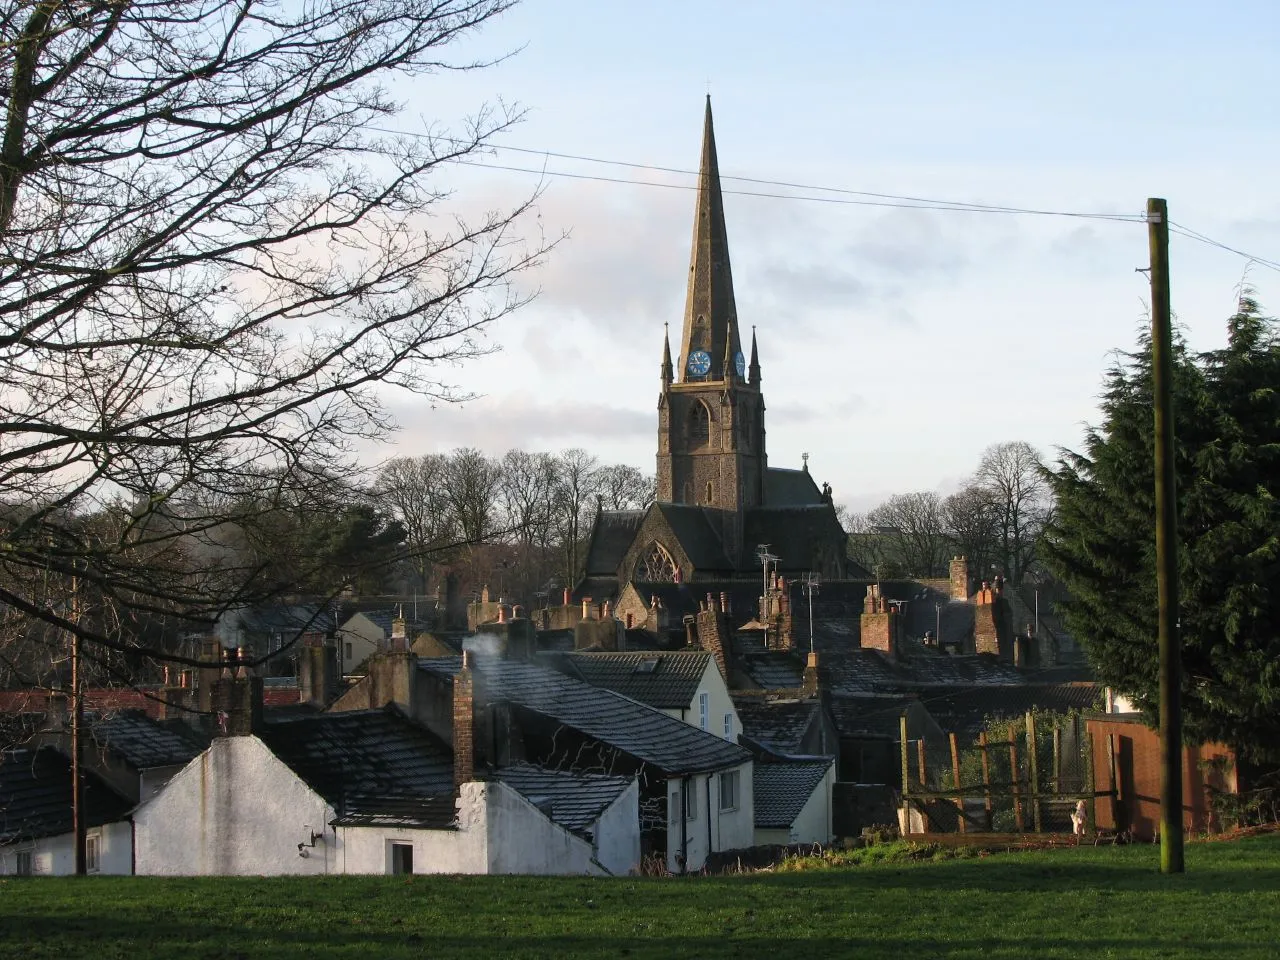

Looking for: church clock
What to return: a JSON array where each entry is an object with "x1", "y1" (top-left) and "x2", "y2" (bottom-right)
[
  {"x1": 734, "y1": 351, "x2": 746, "y2": 378},
  {"x1": 686, "y1": 350, "x2": 711, "y2": 377}
]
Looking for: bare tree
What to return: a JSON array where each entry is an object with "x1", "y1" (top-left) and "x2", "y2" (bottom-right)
[
  {"x1": 867, "y1": 492, "x2": 948, "y2": 578},
  {"x1": 377, "y1": 455, "x2": 457, "y2": 590},
  {"x1": 942, "y1": 484, "x2": 1001, "y2": 578},
  {"x1": 552, "y1": 449, "x2": 600, "y2": 583},
  {"x1": 443, "y1": 448, "x2": 504, "y2": 545},
  {"x1": 0, "y1": 1, "x2": 539, "y2": 671},
  {"x1": 596, "y1": 464, "x2": 656, "y2": 511},
  {"x1": 974, "y1": 441, "x2": 1050, "y2": 584}
]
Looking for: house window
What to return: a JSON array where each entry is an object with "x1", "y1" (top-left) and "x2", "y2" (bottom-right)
[
  {"x1": 85, "y1": 833, "x2": 100, "y2": 874},
  {"x1": 720, "y1": 770, "x2": 740, "y2": 812},
  {"x1": 723, "y1": 713, "x2": 733, "y2": 740},
  {"x1": 684, "y1": 780, "x2": 698, "y2": 821},
  {"x1": 15, "y1": 851, "x2": 32, "y2": 876},
  {"x1": 698, "y1": 692, "x2": 709, "y2": 731},
  {"x1": 389, "y1": 842, "x2": 414, "y2": 875},
  {"x1": 344, "y1": 642, "x2": 353, "y2": 661}
]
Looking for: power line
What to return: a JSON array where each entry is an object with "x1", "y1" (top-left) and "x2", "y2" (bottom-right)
[
  {"x1": 370, "y1": 126, "x2": 1280, "y2": 267},
  {"x1": 1168, "y1": 222, "x2": 1280, "y2": 274},
  {"x1": 370, "y1": 124, "x2": 1149, "y2": 223}
]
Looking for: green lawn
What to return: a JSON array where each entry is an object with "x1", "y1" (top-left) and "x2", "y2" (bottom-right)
[{"x1": 3, "y1": 834, "x2": 1279, "y2": 959}]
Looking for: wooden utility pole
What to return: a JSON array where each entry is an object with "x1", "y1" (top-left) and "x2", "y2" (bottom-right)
[
  {"x1": 70, "y1": 616, "x2": 85, "y2": 875},
  {"x1": 1149, "y1": 197, "x2": 1184, "y2": 874}
]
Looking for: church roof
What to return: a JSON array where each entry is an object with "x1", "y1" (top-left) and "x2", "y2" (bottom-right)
[
  {"x1": 743, "y1": 506, "x2": 844, "y2": 572},
  {"x1": 582, "y1": 509, "x2": 646, "y2": 577},
  {"x1": 765, "y1": 467, "x2": 824, "y2": 506},
  {"x1": 678, "y1": 98, "x2": 742, "y2": 383},
  {"x1": 652, "y1": 503, "x2": 731, "y2": 571}
]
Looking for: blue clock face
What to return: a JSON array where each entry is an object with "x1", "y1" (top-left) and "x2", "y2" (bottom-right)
[
  {"x1": 687, "y1": 350, "x2": 712, "y2": 377},
  {"x1": 734, "y1": 351, "x2": 746, "y2": 377}
]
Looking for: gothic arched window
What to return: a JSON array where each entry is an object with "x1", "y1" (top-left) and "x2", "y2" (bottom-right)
[
  {"x1": 638, "y1": 541, "x2": 679, "y2": 582},
  {"x1": 687, "y1": 401, "x2": 710, "y2": 448}
]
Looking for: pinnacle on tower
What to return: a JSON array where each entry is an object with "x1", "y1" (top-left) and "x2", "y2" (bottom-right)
[
  {"x1": 749, "y1": 325, "x2": 760, "y2": 385},
  {"x1": 678, "y1": 97, "x2": 742, "y2": 383},
  {"x1": 661, "y1": 323, "x2": 673, "y2": 386}
]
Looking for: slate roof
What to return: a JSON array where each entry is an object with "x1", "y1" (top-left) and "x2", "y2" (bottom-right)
[
  {"x1": 828, "y1": 695, "x2": 922, "y2": 740},
  {"x1": 91, "y1": 712, "x2": 210, "y2": 770},
  {"x1": 583, "y1": 510, "x2": 646, "y2": 577},
  {"x1": 741, "y1": 652, "x2": 805, "y2": 690},
  {"x1": 418, "y1": 657, "x2": 750, "y2": 776},
  {"x1": 753, "y1": 758, "x2": 833, "y2": 829},
  {"x1": 259, "y1": 706, "x2": 456, "y2": 828},
  {"x1": 652, "y1": 503, "x2": 731, "y2": 571},
  {"x1": 629, "y1": 580, "x2": 761, "y2": 622},
  {"x1": 764, "y1": 467, "x2": 823, "y2": 507},
  {"x1": 0, "y1": 748, "x2": 132, "y2": 843},
  {"x1": 818, "y1": 648, "x2": 1029, "y2": 695},
  {"x1": 742, "y1": 506, "x2": 845, "y2": 572},
  {"x1": 230, "y1": 603, "x2": 336, "y2": 636},
  {"x1": 558, "y1": 651, "x2": 712, "y2": 710},
  {"x1": 355, "y1": 610, "x2": 432, "y2": 638},
  {"x1": 493, "y1": 765, "x2": 632, "y2": 837},
  {"x1": 733, "y1": 698, "x2": 821, "y2": 755},
  {"x1": 921, "y1": 684, "x2": 1102, "y2": 737}
]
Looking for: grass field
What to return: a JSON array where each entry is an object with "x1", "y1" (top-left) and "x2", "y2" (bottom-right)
[{"x1": 3, "y1": 833, "x2": 1279, "y2": 959}]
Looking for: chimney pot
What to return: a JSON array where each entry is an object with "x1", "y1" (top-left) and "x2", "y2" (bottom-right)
[{"x1": 563, "y1": 587, "x2": 571, "y2": 606}]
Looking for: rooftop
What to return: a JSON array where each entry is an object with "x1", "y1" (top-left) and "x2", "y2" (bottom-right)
[
  {"x1": 733, "y1": 697, "x2": 823, "y2": 756},
  {"x1": 556, "y1": 651, "x2": 713, "y2": 710},
  {"x1": 753, "y1": 758, "x2": 833, "y2": 829},
  {"x1": 493, "y1": 765, "x2": 633, "y2": 838},
  {"x1": 418, "y1": 656, "x2": 750, "y2": 776},
  {"x1": 91, "y1": 712, "x2": 210, "y2": 770},
  {"x1": 260, "y1": 706, "x2": 455, "y2": 828},
  {"x1": 0, "y1": 748, "x2": 132, "y2": 843}
]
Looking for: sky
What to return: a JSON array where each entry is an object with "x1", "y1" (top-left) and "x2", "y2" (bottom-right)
[{"x1": 367, "y1": 0, "x2": 1280, "y2": 511}]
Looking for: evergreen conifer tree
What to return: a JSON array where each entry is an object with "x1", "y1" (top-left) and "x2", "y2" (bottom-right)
[{"x1": 1043, "y1": 298, "x2": 1280, "y2": 760}]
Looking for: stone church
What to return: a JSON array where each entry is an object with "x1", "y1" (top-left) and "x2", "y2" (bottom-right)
[{"x1": 577, "y1": 100, "x2": 853, "y2": 611}]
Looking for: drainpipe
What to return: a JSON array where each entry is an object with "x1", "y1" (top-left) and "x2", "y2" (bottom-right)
[
  {"x1": 680, "y1": 775, "x2": 690, "y2": 875},
  {"x1": 706, "y1": 772, "x2": 713, "y2": 863}
]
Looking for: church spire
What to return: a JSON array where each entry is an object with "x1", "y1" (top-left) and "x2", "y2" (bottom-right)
[
  {"x1": 749, "y1": 325, "x2": 760, "y2": 386},
  {"x1": 678, "y1": 97, "x2": 741, "y2": 383},
  {"x1": 661, "y1": 323, "x2": 673, "y2": 386}
]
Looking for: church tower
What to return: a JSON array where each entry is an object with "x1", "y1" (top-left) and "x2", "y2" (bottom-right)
[{"x1": 656, "y1": 99, "x2": 767, "y2": 558}]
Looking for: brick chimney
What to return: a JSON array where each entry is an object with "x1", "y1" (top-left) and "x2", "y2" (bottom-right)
[
  {"x1": 298, "y1": 634, "x2": 337, "y2": 709},
  {"x1": 860, "y1": 584, "x2": 899, "y2": 657},
  {"x1": 696, "y1": 603, "x2": 730, "y2": 681},
  {"x1": 389, "y1": 609, "x2": 408, "y2": 652},
  {"x1": 974, "y1": 580, "x2": 1012, "y2": 658},
  {"x1": 453, "y1": 650, "x2": 475, "y2": 792},
  {"x1": 949, "y1": 556, "x2": 970, "y2": 601},
  {"x1": 214, "y1": 647, "x2": 263, "y2": 736}
]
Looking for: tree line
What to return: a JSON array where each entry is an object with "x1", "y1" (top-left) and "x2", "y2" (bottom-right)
[
  {"x1": 842, "y1": 440, "x2": 1052, "y2": 585},
  {"x1": 371, "y1": 448, "x2": 655, "y2": 603}
]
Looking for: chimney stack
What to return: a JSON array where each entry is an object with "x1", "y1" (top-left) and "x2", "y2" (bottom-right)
[
  {"x1": 215, "y1": 647, "x2": 263, "y2": 736},
  {"x1": 453, "y1": 650, "x2": 476, "y2": 792},
  {"x1": 298, "y1": 634, "x2": 337, "y2": 709},
  {"x1": 390, "y1": 608, "x2": 408, "y2": 652}
]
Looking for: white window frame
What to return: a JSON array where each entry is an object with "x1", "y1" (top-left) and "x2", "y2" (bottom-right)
[
  {"x1": 719, "y1": 770, "x2": 739, "y2": 812},
  {"x1": 85, "y1": 831, "x2": 101, "y2": 874},
  {"x1": 698, "y1": 692, "x2": 709, "y2": 731},
  {"x1": 723, "y1": 713, "x2": 733, "y2": 740},
  {"x1": 683, "y1": 780, "x2": 698, "y2": 822}
]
